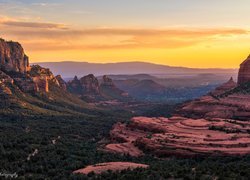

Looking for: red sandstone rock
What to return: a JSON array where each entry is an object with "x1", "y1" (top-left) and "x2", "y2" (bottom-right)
[
  {"x1": 0, "y1": 39, "x2": 29, "y2": 73},
  {"x1": 55, "y1": 75, "x2": 67, "y2": 90},
  {"x1": 105, "y1": 117, "x2": 250, "y2": 157},
  {"x1": 210, "y1": 77, "x2": 237, "y2": 96},
  {"x1": 0, "y1": 39, "x2": 63, "y2": 93},
  {"x1": 80, "y1": 74, "x2": 100, "y2": 94},
  {"x1": 73, "y1": 162, "x2": 149, "y2": 175},
  {"x1": 238, "y1": 54, "x2": 250, "y2": 84}
]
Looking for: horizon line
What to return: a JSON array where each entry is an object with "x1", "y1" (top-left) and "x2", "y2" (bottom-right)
[{"x1": 31, "y1": 60, "x2": 239, "y2": 70}]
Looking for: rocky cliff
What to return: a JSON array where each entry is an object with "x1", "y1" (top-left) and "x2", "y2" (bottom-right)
[
  {"x1": 238, "y1": 54, "x2": 250, "y2": 84},
  {"x1": 0, "y1": 39, "x2": 64, "y2": 94},
  {"x1": 0, "y1": 39, "x2": 29, "y2": 73}
]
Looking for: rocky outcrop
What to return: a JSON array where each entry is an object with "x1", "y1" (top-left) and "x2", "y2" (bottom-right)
[
  {"x1": 73, "y1": 162, "x2": 149, "y2": 175},
  {"x1": 101, "y1": 75, "x2": 115, "y2": 87},
  {"x1": 80, "y1": 74, "x2": 100, "y2": 94},
  {"x1": 210, "y1": 77, "x2": 237, "y2": 96},
  {"x1": 55, "y1": 75, "x2": 67, "y2": 91},
  {"x1": 67, "y1": 76, "x2": 81, "y2": 93},
  {"x1": 100, "y1": 75, "x2": 129, "y2": 98},
  {"x1": 0, "y1": 39, "x2": 29, "y2": 73},
  {"x1": 0, "y1": 70, "x2": 13, "y2": 95},
  {"x1": 0, "y1": 38, "x2": 66, "y2": 93},
  {"x1": 176, "y1": 76, "x2": 250, "y2": 120},
  {"x1": 105, "y1": 116, "x2": 250, "y2": 157},
  {"x1": 67, "y1": 74, "x2": 102, "y2": 102},
  {"x1": 238, "y1": 55, "x2": 250, "y2": 84},
  {"x1": 67, "y1": 74, "x2": 130, "y2": 102}
]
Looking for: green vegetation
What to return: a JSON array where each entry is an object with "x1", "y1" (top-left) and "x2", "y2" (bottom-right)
[{"x1": 0, "y1": 107, "x2": 249, "y2": 179}]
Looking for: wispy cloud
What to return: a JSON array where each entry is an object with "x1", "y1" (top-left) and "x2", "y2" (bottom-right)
[
  {"x1": 1, "y1": 18, "x2": 249, "y2": 51},
  {"x1": 1, "y1": 20, "x2": 68, "y2": 29},
  {"x1": 0, "y1": 16, "x2": 68, "y2": 29}
]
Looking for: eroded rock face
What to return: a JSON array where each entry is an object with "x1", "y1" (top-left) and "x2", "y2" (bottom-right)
[
  {"x1": 68, "y1": 74, "x2": 100, "y2": 94},
  {"x1": 0, "y1": 39, "x2": 66, "y2": 93},
  {"x1": 0, "y1": 39, "x2": 29, "y2": 73},
  {"x1": 55, "y1": 75, "x2": 67, "y2": 91},
  {"x1": 67, "y1": 74, "x2": 102, "y2": 102},
  {"x1": 0, "y1": 70, "x2": 13, "y2": 95},
  {"x1": 80, "y1": 74, "x2": 100, "y2": 94},
  {"x1": 238, "y1": 55, "x2": 250, "y2": 84},
  {"x1": 29, "y1": 65, "x2": 60, "y2": 93}
]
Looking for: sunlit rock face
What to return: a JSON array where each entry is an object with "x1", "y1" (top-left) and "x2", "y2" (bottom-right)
[
  {"x1": 0, "y1": 38, "x2": 64, "y2": 93},
  {"x1": 0, "y1": 39, "x2": 29, "y2": 73},
  {"x1": 238, "y1": 55, "x2": 250, "y2": 85}
]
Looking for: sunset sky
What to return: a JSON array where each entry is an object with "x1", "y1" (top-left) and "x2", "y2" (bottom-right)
[{"x1": 0, "y1": 0, "x2": 250, "y2": 68}]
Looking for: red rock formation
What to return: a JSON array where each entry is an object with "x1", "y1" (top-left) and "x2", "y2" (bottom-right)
[
  {"x1": 210, "y1": 77, "x2": 237, "y2": 96},
  {"x1": 101, "y1": 75, "x2": 115, "y2": 87},
  {"x1": 28, "y1": 65, "x2": 60, "y2": 92},
  {"x1": 176, "y1": 76, "x2": 250, "y2": 120},
  {"x1": 0, "y1": 39, "x2": 66, "y2": 93},
  {"x1": 238, "y1": 54, "x2": 250, "y2": 84},
  {"x1": 67, "y1": 76, "x2": 81, "y2": 92},
  {"x1": 80, "y1": 74, "x2": 100, "y2": 94},
  {"x1": 55, "y1": 75, "x2": 67, "y2": 90},
  {"x1": 0, "y1": 39, "x2": 29, "y2": 73},
  {"x1": 105, "y1": 116, "x2": 250, "y2": 157},
  {"x1": 73, "y1": 162, "x2": 149, "y2": 175}
]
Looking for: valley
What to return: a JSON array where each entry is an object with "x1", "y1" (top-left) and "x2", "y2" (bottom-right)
[{"x1": 0, "y1": 38, "x2": 249, "y2": 179}]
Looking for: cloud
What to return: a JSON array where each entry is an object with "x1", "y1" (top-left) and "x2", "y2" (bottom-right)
[
  {"x1": 0, "y1": 17, "x2": 68, "y2": 29},
  {"x1": 1, "y1": 21, "x2": 68, "y2": 29},
  {"x1": 1, "y1": 23, "x2": 249, "y2": 51}
]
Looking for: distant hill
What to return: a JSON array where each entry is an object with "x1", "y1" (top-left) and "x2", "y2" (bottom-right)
[{"x1": 34, "y1": 61, "x2": 238, "y2": 78}]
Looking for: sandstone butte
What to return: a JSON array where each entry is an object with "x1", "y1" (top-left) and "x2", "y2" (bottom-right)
[
  {"x1": 73, "y1": 162, "x2": 149, "y2": 175},
  {"x1": 103, "y1": 55, "x2": 250, "y2": 158}
]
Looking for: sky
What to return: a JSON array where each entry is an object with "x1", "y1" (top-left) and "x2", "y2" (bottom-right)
[{"x1": 0, "y1": 0, "x2": 250, "y2": 68}]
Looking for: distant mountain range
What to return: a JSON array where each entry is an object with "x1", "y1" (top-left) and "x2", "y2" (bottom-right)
[{"x1": 34, "y1": 61, "x2": 238, "y2": 78}]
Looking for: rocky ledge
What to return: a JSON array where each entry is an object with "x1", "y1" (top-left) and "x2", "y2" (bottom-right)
[
  {"x1": 105, "y1": 116, "x2": 250, "y2": 157},
  {"x1": 73, "y1": 162, "x2": 149, "y2": 175}
]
